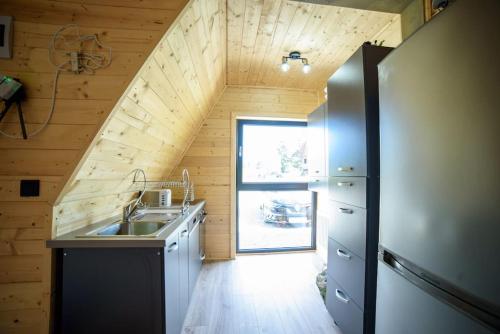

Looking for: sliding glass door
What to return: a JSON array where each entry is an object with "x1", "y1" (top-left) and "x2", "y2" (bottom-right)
[{"x1": 236, "y1": 119, "x2": 315, "y2": 253}]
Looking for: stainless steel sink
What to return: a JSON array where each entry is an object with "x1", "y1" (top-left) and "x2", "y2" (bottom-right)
[
  {"x1": 136, "y1": 206, "x2": 184, "y2": 215},
  {"x1": 97, "y1": 221, "x2": 167, "y2": 236},
  {"x1": 76, "y1": 207, "x2": 182, "y2": 238},
  {"x1": 76, "y1": 221, "x2": 169, "y2": 238}
]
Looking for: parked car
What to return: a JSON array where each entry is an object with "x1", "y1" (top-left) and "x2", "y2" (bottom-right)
[{"x1": 260, "y1": 198, "x2": 312, "y2": 226}]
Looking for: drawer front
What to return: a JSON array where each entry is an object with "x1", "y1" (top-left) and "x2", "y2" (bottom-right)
[
  {"x1": 328, "y1": 238, "x2": 365, "y2": 309},
  {"x1": 326, "y1": 274, "x2": 364, "y2": 334},
  {"x1": 329, "y1": 177, "x2": 366, "y2": 208},
  {"x1": 329, "y1": 201, "x2": 367, "y2": 259},
  {"x1": 308, "y1": 176, "x2": 328, "y2": 193}
]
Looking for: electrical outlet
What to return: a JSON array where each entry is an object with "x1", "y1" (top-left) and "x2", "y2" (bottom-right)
[{"x1": 20, "y1": 180, "x2": 40, "y2": 197}]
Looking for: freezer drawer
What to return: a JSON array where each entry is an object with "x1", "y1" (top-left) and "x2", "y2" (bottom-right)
[
  {"x1": 329, "y1": 177, "x2": 366, "y2": 208},
  {"x1": 326, "y1": 274, "x2": 364, "y2": 334},
  {"x1": 376, "y1": 262, "x2": 495, "y2": 334},
  {"x1": 327, "y1": 238, "x2": 365, "y2": 309},
  {"x1": 329, "y1": 201, "x2": 366, "y2": 259}
]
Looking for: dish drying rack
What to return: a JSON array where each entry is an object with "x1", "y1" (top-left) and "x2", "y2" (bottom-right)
[{"x1": 132, "y1": 168, "x2": 194, "y2": 210}]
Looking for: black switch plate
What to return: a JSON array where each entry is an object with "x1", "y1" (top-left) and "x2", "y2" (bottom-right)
[{"x1": 20, "y1": 179, "x2": 40, "y2": 197}]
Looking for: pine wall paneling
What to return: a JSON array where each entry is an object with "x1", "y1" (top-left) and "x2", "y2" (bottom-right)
[
  {"x1": 0, "y1": 0, "x2": 226, "y2": 332},
  {"x1": 170, "y1": 86, "x2": 321, "y2": 259},
  {"x1": 54, "y1": 0, "x2": 227, "y2": 239}
]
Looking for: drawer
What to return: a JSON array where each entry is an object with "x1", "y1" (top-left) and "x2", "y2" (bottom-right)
[
  {"x1": 327, "y1": 238, "x2": 365, "y2": 309},
  {"x1": 329, "y1": 201, "x2": 366, "y2": 259},
  {"x1": 308, "y1": 176, "x2": 328, "y2": 193},
  {"x1": 328, "y1": 177, "x2": 366, "y2": 208},
  {"x1": 326, "y1": 274, "x2": 364, "y2": 334}
]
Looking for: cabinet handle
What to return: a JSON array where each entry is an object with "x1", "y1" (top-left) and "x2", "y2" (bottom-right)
[
  {"x1": 181, "y1": 229, "x2": 188, "y2": 237},
  {"x1": 338, "y1": 208, "x2": 353, "y2": 214},
  {"x1": 335, "y1": 289, "x2": 350, "y2": 303},
  {"x1": 200, "y1": 252, "x2": 206, "y2": 261},
  {"x1": 336, "y1": 182, "x2": 353, "y2": 187},
  {"x1": 167, "y1": 242, "x2": 178, "y2": 253},
  {"x1": 337, "y1": 166, "x2": 353, "y2": 172},
  {"x1": 315, "y1": 170, "x2": 320, "y2": 174},
  {"x1": 336, "y1": 248, "x2": 352, "y2": 260}
]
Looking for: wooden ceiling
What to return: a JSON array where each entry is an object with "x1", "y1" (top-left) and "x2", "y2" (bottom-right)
[{"x1": 227, "y1": 0, "x2": 402, "y2": 90}]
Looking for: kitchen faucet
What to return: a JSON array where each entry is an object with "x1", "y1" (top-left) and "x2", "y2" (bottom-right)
[
  {"x1": 180, "y1": 168, "x2": 191, "y2": 215},
  {"x1": 123, "y1": 169, "x2": 147, "y2": 223}
]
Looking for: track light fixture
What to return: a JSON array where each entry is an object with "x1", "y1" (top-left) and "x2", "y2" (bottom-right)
[{"x1": 280, "y1": 51, "x2": 311, "y2": 74}]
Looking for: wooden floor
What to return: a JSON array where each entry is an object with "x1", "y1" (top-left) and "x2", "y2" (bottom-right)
[{"x1": 182, "y1": 252, "x2": 340, "y2": 334}]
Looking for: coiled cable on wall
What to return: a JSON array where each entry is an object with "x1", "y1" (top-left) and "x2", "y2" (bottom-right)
[{"x1": 0, "y1": 24, "x2": 112, "y2": 139}]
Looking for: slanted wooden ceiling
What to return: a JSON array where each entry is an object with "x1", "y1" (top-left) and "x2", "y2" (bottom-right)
[{"x1": 226, "y1": 0, "x2": 402, "y2": 90}]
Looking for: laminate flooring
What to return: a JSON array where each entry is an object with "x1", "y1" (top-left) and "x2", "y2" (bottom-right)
[{"x1": 182, "y1": 252, "x2": 340, "y2": 334}]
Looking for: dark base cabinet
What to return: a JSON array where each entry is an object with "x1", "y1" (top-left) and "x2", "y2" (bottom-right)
[
  {"x1": 53, "y1": 206, "x2": 205, "y2": 334},
  {"x1": 58, "y1": 247, "x2": 165, "y2": 334}
]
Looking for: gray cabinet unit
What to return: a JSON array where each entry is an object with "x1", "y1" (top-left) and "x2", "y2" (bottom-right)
[
  {"x1": 325, "y1": 43, "x2": 392, "y2": 334},
  {"x1": 307, "y1": 103, "x2": 327, "y2": 177},
  {"x1": 178, "y1": 222, "x2": 190, "y2": 325},
  {"x1": 59, "y1": 248, "x2": 164, "y2": 334},
  {"x1": 327, "y1": 276, "x2": 364, "y2": 334},
  {"x1": 188, "y1": 215, "x2": 202, "y2": 299},
  {"x1": 328, "y1": 201, "x2": 367, "y2": 259},
  {"x1": 165, "y1": 233, "x2": 181, "y2": 334},
  {"x1": 53, "y1": 204, "x2": 206, "y2": 334},
  {"x1": 307, "y1": 103, "x2": 328, "y2": 195}
]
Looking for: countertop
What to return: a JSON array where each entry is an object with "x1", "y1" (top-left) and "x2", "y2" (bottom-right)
[{"x1": 46, "y1": 200, "x2": 206, "y2": 249}]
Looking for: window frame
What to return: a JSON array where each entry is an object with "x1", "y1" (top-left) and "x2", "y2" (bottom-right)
[{"x1": 235, "y1": 119, "x2": 316, "y2": 253}]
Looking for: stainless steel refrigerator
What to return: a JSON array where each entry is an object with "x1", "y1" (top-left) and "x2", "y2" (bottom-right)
[{"x1": 376, "y1": 0, "x2": 500, "y2": 333}]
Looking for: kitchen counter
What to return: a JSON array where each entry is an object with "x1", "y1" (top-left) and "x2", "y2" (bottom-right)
[{"x1": 46, "y1": 200, "x2": 206, "y2": 248}]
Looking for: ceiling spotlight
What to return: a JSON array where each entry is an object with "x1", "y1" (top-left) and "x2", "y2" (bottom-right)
[
  {"x1": 280, "y1": 51, "x2": 311, "y2": 74},
  {"x1": 302, "y1": 62, "x2": 311, "y2": 74},
  {"x1": 280, "y1": 58, "x2": 290, "y2": 72}
]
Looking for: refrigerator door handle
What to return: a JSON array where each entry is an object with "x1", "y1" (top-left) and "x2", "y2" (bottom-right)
[
  {"x1": 379, "y1": 247, "x2": 500, "y2": 331},
  {"x1": 336, "y1": 248, "x2": 352, "y2": 260},
  {"x1": 335, "y1": 289, "x2": 350, "y2": 303}
]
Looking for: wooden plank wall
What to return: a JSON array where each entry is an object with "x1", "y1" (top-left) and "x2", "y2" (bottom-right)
[
  {"x1": 401, "y1": 0, "x2": 425, "y2": 39},
  {"x1": 0, "y1": 0, "x2": 226, "y2": 332},
  {"x1": 53, "y1": 0, "x2": 227, "y2": 237},
  {"x1": 170, "y1": 86, "x2": 320, "y2": 259}
]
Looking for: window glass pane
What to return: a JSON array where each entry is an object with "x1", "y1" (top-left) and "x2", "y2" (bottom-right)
[
  {"x1": 241, "y1": 124, "x2": 308, "y2": 183},
  {"x1": 238, "y1": 190, "x2": 313, "y2": 250}
]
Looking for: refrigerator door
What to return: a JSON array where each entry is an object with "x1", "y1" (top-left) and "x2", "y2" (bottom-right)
[
  {"x1": 376, "y1": 263, "x2": 495, "y2": 334},
  {"x1": 378, "y1": 0, "x2": 500, "y2": 309}
]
